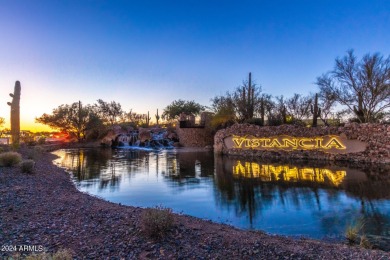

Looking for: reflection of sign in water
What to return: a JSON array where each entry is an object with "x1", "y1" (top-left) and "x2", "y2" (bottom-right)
[
  {"x1": 224, "y1": 135, "x2": 367, "y2": 154},
  {"x1": 233, "y1": 161, "x2": 346, "y2": 186}
]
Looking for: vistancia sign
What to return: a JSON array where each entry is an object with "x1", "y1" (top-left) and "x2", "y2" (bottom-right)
[
  {"x1": 224, "y1": 134, "x2": 366, "y2": 154},
  {"x1": 232, "y1": 135, "x2": 345, "y2": 150}
]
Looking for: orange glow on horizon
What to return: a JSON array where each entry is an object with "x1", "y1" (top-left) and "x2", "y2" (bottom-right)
[
  {"x1": 21, "y1": 122, "x2": 54, "y2": 132},
  {"x1": 1, "y1": 121, "x2": 54, "y2": 133}
]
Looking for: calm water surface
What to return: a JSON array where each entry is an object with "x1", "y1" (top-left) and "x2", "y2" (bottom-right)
[{"x1": 53, "y1": 148, "x2": 390, "y2": 241}]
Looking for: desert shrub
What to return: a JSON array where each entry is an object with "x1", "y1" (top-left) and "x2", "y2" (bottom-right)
[
  {"x1": 141, "y1": 206, "x2": 174, "y2": 238},
  {"x1": 345, "y1": 220, "x2": 366, "y2": 245},
  {"x1": 21, "y1": 159, "x2": 35, "y2": 173},
  {"x1": 34, "y1": 146, "x2": 45, "y2": 153},
  {"x1": 27, "y1": 146, "x2": 45, "y2": 160},
  {"x1": 359, "y1": 235, "x2": 372, "y2": 249},
  {"x1": 345, "y1": 224, "x2": 359, "y2": 244},
  {"x1": 0, "y1": 145, "x2": 11, "y2": 153},
  {"x1": 0, "y1": 151, "x2": 22, "y2": 166},
  {"x1": 37, "y1": 137, "x2": 46, "y2": 145}
]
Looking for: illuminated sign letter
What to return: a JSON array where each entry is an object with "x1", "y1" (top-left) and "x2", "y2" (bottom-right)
[
  {"x1": 298, "y1": 138, "x2": 315, "y2": 148},
  {"x1": 251, "y1": 139, "x2": 260, "y2": 147},
  {"x1": 269, "y1": 139, "x2": 282, "y2": 148},
  {"x1": 324, "y1": 137, "x2": 346, "y2": 149},
  {"x1": 283, "y1": 138, "x2": 298, "y2": 148},
  {"x1": 232, "y1": 137, "x2": 245, "y2": 148}
]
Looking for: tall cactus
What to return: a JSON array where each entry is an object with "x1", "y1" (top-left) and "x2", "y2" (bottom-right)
[
  {"x1": 145, "y1": 111, "x2": 151, "y2": 127},
  {"x1": 310, "y1": 93, "x2": 321, "y2": 127},
  {"x1": 155, "y1": 109, "x2": 160, "y2": 126},
  {"x1": 7, "y1": 81, "x2": 21, "y2": 148},
  {"x1": 260, "y1": 97, "x2": 265, "y2": 125},
  {"x1": 241, "y1": 72, "x2": 255, "y2": 120}
]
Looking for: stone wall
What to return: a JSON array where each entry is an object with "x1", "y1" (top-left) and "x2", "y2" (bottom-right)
[
  {"x1": 214, "y1": 123, "x2": 390, "y2": 164},
  {"x1": 176, "y1": 127, "x2": 214, "y2": 147}
]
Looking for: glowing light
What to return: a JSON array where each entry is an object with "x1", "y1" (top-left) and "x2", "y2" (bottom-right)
[
  {"x1": 231, "y1": 135, "x2": 346, "y2": 150},
  {"x1": 233, "y1": 161, "x2": 346, "y2": 186}
]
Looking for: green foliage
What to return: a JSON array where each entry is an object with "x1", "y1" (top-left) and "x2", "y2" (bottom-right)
[
  {"x1": 0, "y1": 152, "x2": 22, "y2": 166},
  {"x1": 233, "y1": 72, "x2": 262, "y2": 121},
  {"x1": 21, "y1": 159, "x2": 35, "y2": 173},
  {"x1": 210, "y1": 94, "x2": 236, "y2": 129},
  {"x1": 162, "y1": 99, "x2": 205, "y2": 121},
  {"x1": 36, "y1": 101, "x2": 103, "y2": 142},
  {"x1": 94, "y1": 99, "x2": 123, "y2": 126},
  {"x1": 345, "y1": 220, "x2": 366, "y2": 245},
  {"x1": 141, "y1": 206, "x2": 174, "y2": 238}
]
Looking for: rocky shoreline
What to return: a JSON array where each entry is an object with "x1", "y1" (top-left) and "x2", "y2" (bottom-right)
[{"x1": 1, "y1": 150, "x2": 389, "y2": 259}]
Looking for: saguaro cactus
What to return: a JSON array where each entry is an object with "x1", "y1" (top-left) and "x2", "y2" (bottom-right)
[
  {"x1": 241, "y1": 72, "x2": 255, "y2": 120},
  {"x1": 259, "y1": 97, "x2": 265, "y2": 125},
  {"x1": 311, "y1": 93, "x2": 321, "y2": 127},
  {"x1": 145, "y1": 111, "x2": 151, "y2": 127},
  {"x1": 7, "y1": 81, "x2": 21, "y2": 147},
  {"x1": 155, "y1": 109, "x2": 160, "y2": 126}
]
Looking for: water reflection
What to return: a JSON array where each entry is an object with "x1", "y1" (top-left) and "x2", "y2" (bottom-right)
[
  {"x1": 53, "y1": 148, "x2": 390, "y2": 243},
  {"x1": 232, "y1": 160, "x2": 346, "y2": 186}
]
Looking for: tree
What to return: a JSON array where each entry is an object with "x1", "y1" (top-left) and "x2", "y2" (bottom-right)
[
  {"x1": 0, "y1": 117, "x2": 5, "y2": 137},
  {"x1": 233, "y1": 72, "x2": 262, "y2": 122},
  {"x1": 286, "y1": 93, "x2": 312, "y2": 122},
  {"x1": 162, "y1": 99, "x2": 205, "y2": 121},
  {"x1": 258, "y1": 94, "x2": 274, "y2": 125},
  {"x1": 268, "y1": 95, "x2": 288, "y2": 125},
  {"x1": 36, "y1": 101, "x2": 99, "y2": 141},
  {"x1": 210, "y1": 93, "x2": 236, "y2": 128},
  {"x1": 316, "y1": 50, "x2": 390, "y2": 123},
  {"x1": 124, "y1": 109, "x2": 150, "y2": 127},
  {"x1": 94, "y1": 99, "x2": 123, "y2": 126},
  {"x1": 316, "y1": 91, "x2": 338, "y2": 126}
]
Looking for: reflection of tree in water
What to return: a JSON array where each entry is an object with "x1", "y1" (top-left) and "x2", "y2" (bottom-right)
[
  {"x1": 214, "y1": 155, "x2": 390, "y2": 231},
  {"x1": 56, "y1": 148, "x2": 121, "y2": 191},
  {"x1": 214, "y1": 156, "x2": 276, "y2": 224},
  {"x1": 162, "y1": 151, "x2": 215, "y2": 187},
  {"x1": 341, "y1": 170, "x2": 390, "y2": 240}
]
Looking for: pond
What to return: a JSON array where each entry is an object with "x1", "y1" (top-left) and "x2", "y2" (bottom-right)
[{"x1": 53, "y1": 148, "x2": 390, "y2": 243}]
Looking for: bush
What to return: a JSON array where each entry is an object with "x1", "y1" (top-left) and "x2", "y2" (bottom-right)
[
  {"x1": 0, "y1": 152, "x2": 22, "y2": 167},
  {"x1": 21, "y1": 159, "x2": 35, "y2": 173},
  {"x1": 27, "y1": 146, "x2": 45, "y2": 160},
  {"x1": 141, "y1": 206, "x2": 174, "y2": 238},
  {"x1": 345, "y1": 220, "x2": 366, "y2": 245},
  {"x1": 37, "y1": 137, "x2": 46, "y2": 145}
]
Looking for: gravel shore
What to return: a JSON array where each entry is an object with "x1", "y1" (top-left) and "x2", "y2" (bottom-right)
[{"x1": 1, "y1": 150, "x2": 389, "y2": 259}]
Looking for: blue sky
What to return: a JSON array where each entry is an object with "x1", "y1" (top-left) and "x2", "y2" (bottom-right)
[{"x1": 0, "y1": 0, "x2": 389, "y2": 130}]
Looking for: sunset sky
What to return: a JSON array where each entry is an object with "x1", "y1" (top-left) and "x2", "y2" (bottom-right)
[{"x1": 1, "y1": 0, "x2": 389, "y2": 131}]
